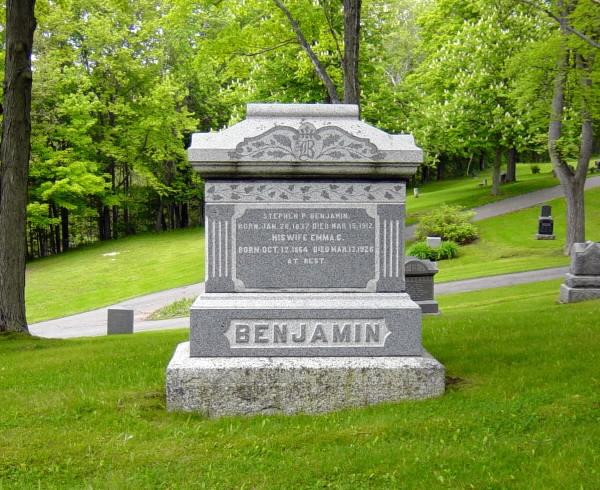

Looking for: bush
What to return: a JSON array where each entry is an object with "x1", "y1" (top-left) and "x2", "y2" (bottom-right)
[
  {"x1": 415, "y1": 205, "x2": 479, "y2": 244},
  {"x1": 407, "y1": 240, "x2": 459, "y2": 261},
  {"x1": 530, "y1": 164, "x2": 541, "y2": 174}
]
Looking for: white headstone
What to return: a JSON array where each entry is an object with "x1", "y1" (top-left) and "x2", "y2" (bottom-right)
[{"x1": 426, "y1": 236, "x2": 442, "y2": 249}]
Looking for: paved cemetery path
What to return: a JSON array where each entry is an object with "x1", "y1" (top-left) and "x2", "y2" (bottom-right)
[
  {"x1": 29, "y1": 283, "x2": 203, "y2": 339},
  {"x1": 406, "y1": 175, "x2": 600, "y2": 239},
  {"x1": 30, "y1": 266, "x2": 571, "y2": 339},
  {"x1": 434, "y1": 266, "x2": 568, "y2": 295},
  {"x1": 30, "y1": 176, "x2": 600, "y2": 339}
]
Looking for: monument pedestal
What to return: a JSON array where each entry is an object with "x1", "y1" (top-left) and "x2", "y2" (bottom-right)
[
  {"x1": 166, "y1": 342, "x2": 445, "y2": 417},
  {"x1": 190, "y1": 287, "x2": 422, "y2": 357}
]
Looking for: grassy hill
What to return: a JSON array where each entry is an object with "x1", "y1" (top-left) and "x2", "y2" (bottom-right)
[
  {"x1": 24, "y1": 169, "x2": 597, "y2": 323},
  {"x1": 26, "y1": 228, "x2": 204, "y2": 323},
  {"x1": 436, "y1": 186, "x2": 600, "y2": 282},
  {"x1": 3, "y1": 280, "x2": 599, "y2": 488},
  {"x1": 405, "y1": 163, "x2": 558, "y2": 223}
]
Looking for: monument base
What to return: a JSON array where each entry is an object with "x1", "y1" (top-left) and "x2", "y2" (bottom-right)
[
  {"x1": 559, "y1": 284, "x2": 600, "y2": 303},
  {"x1": 536, "y1": 234, "x2": 556, "y2": 240},
  {"x1": 166, "y1": 342, "x2": 445, "y2": 417},
  {"x1": 415, "y1": 300, "x2": 439, "y2": 315}
]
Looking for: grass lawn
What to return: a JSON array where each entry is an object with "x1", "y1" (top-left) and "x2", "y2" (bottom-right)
[
  {"x1": 436, "y1": 187, "x2": 600, "y2": 282},
  {"x1": 405, "y1": 163, "x2": 558, "y2": 224},
  {"x1": 26, "y1": 228, "x2": 204, "y2": 323},
  {"x1": 2, "y1": 280, "x2": 598, "y2": 488},
  {"x1": 148, "y1": 298, "x2": 194, "y2": 320}
]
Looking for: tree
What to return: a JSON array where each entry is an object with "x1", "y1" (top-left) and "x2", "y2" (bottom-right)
[
  {"x1": 403, "y1": 0, "x2": 539, "y2": 189},
  {"x1": 543, "y1": 0, "x2": 597, "y2": 253},
  {"x1": 0, "y1": 0, "x2": 37, "y2": 333},
  {"x1": 273, "y1": 0, "x2": 362, "y2": 106}
]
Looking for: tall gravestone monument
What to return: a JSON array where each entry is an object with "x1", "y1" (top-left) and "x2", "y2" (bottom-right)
[{"x1": 166, "y1": 104, "x2": 445, "y2": 416}]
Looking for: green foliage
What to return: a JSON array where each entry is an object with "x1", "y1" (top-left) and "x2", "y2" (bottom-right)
[
  {"x1": 407, "y1": 240, "x2": 459, "y2": 261},
  {"x1": 415, "y1": 205, "x2": 479, "y2": 244},
  {"x1": 530, "y1": 164, "x2": 541, "y2": 174}
]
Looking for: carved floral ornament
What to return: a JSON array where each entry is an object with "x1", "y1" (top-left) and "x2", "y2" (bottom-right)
[
  {"x1": 206, "y1": 182, "x2": 405, "y2": 203},
  {"x1": 228, "y1": 122, "x2": 385, "y2": 162}
]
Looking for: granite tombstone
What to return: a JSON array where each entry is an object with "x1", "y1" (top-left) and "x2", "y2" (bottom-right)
[
  {"x1": 560, "y1": 241, "x2": 600, "y2": 303},
  {"x1": 536, "y1": 204, "x2": 555, "y2": 240},
  {"x1": 404, "y1": 256, "x2": 439, "y2": 314},
  {"x1": 166, "y1": 104, "x2": 445, "y2": 416}
]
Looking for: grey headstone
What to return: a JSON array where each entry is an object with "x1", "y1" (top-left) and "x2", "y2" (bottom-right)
[
  {"x1": 166, "y1": 103, "x2": 445, "y2": 416},
  {"x1": 560, "y1": 242, "x2": 600, "y2": 303},
  {"x1": 570, "y1": 241, "x2": 600, "y2": 275},
  {"x1": 404, "y1": 256, "x2": 439, "y2": 314},
  {"x1": 426, "y1": 236, "x2": 442, "y2": 249},
  {"x1": 107, "y1": 308, "x2": 133, "y2": 335}
]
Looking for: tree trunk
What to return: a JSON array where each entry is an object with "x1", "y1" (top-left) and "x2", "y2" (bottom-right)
[
  {"x1": 492, "y1": 146, "x2": 502, "y2": 196},
  {"x1": 112, "y1": 205, "x2": 118, "y2": 239},
  {"x1": 436, "y1": 160, "x2": 445, "y2": 181},
  {"x1": 548, "y1": 42, "x2": 592, "y2": 253},
  {"x1": 155, "y1": 199, "x2": 163, "y2": 232},
  {"x1": 123, "y1": 164, "x2": 132, "y2": 235},
  {"x1": 563, "y1": 180, "x2": 586, "y2": 250},
  {"x1": 273, "y1": 0, "x2": 341, "y2": 103},
  {"x1": 343, "y1": 0, "x2": 361, "y2": 107},
  {"x1": 51, "y1": 203, "x2": 61, "y2": 254},
  {"x1": 61, "y1": 207, "x2": 69, "y2": 252},
  {"x1": 98, "y1": 205, "x2": 111, "y2": 241},
  {"x1": 181, "y1": 202, "x2": 189, "y2": 228},
  {"x1": 506, "y1": 147, "x2": 517, "y2": 183},
  {"x1": 0, "y1": 0, "x2": 36, "y2": 333}
]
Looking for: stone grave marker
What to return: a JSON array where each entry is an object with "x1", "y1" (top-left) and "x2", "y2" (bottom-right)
[
  {"x1": 560, "y1": 241, "x2": 600, "y2": 303},
  {"x1": 536, "y1": 204, "x2": 555, "y2": 240},
  {"x1": 166, "y1": 104, "x2": 445, "y2": 416},
  {"x1": 107, "y1": 307, "x2": 134, "y2": 335},
  {"x1": 426, "y1": 236, "x2": 442, "y2": 249},
  {"x1": 404, "y1": 256, "x2": 439, "y2": 314}
]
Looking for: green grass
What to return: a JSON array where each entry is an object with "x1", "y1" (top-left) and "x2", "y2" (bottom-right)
[
  {"x1": 2, "y1": 281, "x2": 599, "y2": 488},
  {"x1": 406, "y1": 163, "x2": 557, "y2": 224},
  {"x1": 26, "y1": 228, "x2": 204, "y2": 323},
  {"x1": 436, "y1": 187, "x2": 600, "y2": 282},
  {"x1": 148, "y1": 298, "x2": 194, "y2": 320}
]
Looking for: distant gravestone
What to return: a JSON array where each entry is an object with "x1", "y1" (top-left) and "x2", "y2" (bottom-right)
[
  {"x1": 165, "y1": 103, "x2": 445, "y2": 417},
  {"x1": 560, "y1": 241, "x2": 600, "y2": 303},
  {"x1": 536, "y1": 204, "x2": 555, "y2": 240},
  {"x1": 426, "y1": 236, "x2": 442, "y2": 249},
  {"x1": 107, "y1": 307, "x2": 134, "y2": 335},
  {"x1": 404, "y1": 256, "x2": 439, "y2": 314}
]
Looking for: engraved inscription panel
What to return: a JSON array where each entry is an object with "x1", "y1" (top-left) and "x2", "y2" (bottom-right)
[
  {"x1": 234, "y1": 206, "x2": 377, "y2": 290},
  {"x1": 225, "y1": 319, "x2": 390, "y2": 348}
]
